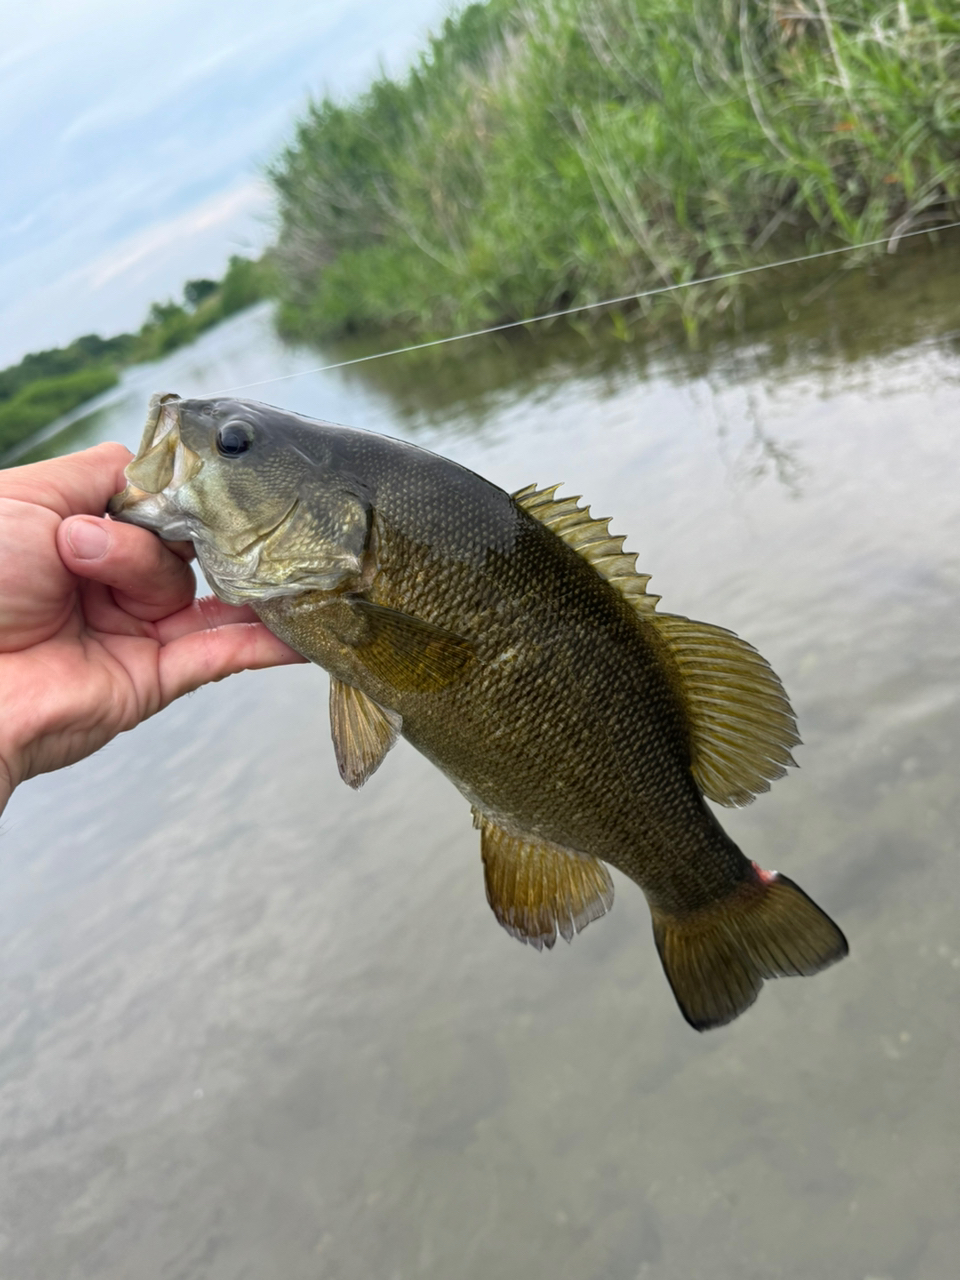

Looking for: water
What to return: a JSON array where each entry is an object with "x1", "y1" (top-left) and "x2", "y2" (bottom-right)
[{"x1": 2, "y1": 244, "x2": 959, "y2": 1279}]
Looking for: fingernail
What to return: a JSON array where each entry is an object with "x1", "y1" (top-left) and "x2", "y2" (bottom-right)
[{"x1": 66, "y1": 518, "x2": 110, "y2": 560}]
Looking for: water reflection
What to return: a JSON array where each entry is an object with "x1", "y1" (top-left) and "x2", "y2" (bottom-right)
[
  {"x1": 731, "y1": 399, "x2": 805, "y2": 498},
  {"x1": 316, "y1": 230, "x2": 960, "y2": 434},
  {"x1": 1, "y1": 236, "x2": 959, "y2": 1279}
]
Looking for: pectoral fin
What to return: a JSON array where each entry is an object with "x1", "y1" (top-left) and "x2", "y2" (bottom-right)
[
  {"x1": 349, "y1": 598, "x2": 474, "y2": 692},
  {"x1": 329, "y1": 677, "x2": 402, "y2": 788},
  {"x1": 473, "y1": 810, "x2": 614, "y2": 950}
]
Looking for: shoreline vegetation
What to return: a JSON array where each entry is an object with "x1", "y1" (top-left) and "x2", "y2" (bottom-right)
[
  {"x1": 270, "y1": 0, "x2": 960, "y2": 343},
  {"x1": 0, "y1": 256, "x2": 267, "y2": 458},
  {"x1": 4, "y1": 0, "x2": 958, "y2": 462}
]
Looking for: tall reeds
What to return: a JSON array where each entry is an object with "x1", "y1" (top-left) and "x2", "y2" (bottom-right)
[{"x1": 270, "y1": 0, "x2": 960, "y2": 342}]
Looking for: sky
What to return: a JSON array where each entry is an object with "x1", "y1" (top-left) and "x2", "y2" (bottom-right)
[{"x1": 0, "y1": 0, "x2": 453, "y2": 368}]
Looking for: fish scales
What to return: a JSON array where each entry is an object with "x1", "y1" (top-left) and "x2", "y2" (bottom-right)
[
  {"x1": 260, "y1": 449, "x2": 728, "y2": 904},
  {"x1": 110, "y1": 393, "x2": 848, "y2": 1030}
]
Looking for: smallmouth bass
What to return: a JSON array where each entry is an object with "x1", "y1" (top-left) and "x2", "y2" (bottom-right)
[{"x1": 110, "y1": 392, "x2": 847, "y2": 1030}]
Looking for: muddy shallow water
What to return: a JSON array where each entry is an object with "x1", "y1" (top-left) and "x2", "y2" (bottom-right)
[{"x1": 2, "y1": 242, "x2": 959, "y2": 1278}]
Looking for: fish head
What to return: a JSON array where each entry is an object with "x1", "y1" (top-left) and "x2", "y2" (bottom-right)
[{"x1": 109, "y1": 392, "x2": 371, "y2": 604}]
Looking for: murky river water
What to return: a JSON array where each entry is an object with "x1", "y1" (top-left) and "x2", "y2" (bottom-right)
[{"x1": 2, "y1": 244, "x2": 959, "y2": 1279}]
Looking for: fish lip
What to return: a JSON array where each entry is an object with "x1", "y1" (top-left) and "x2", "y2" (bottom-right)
[
  {"x1": 107, "y1": 484, "x2": 195, "y2": 542},
  {"x1": 138, "y1": 391, "x2": 181, "y2": 456},
  {"x1": 107, "y1": 485, "x2": 149, "y2": 516}
]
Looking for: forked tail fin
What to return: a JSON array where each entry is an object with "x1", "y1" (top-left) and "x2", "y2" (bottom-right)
[{"x1": 651, "y1": 869, "x2": 848, "y2": 1031}]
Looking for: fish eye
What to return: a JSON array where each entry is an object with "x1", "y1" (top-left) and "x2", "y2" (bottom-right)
[{"x1": 216, "y1": 422, "x2": 253, "y2": 457}]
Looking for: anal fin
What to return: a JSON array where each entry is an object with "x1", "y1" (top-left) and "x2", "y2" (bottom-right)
[
  {"x1": 473, "y1": 809, "x2": 614, "y2": 950},
  {"x1": 329, "y1": 677, "x2": 402, "y2": 789}
]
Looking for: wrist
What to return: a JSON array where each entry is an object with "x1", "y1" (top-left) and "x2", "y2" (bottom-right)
[
  {"x1": 0, "y1": 751, "x2": 15, "y2": 817},
  {"x1": 0, "y1": 704, "x2": 31, "y2": 815}
]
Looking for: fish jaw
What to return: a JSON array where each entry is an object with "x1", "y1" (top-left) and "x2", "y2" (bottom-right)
[
  {"x1": 108, "y1": 483, "x2": 198, "y2": 543},
  {"x1": 190, "y1": 501, "x2": 365, "y2": 605}
]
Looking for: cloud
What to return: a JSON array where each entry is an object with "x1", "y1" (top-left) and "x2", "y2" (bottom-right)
[
  {"x1": 85, "y1": 180, "x2": 272, "y2": 291},
  {"x1": 0, "y1": 0, "x2": 453, "y2": 365},
  {"x1": 0, "y1": 178, "x2": 274, "y2": 366}
]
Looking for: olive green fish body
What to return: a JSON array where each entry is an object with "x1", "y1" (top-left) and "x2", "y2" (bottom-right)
[
  {"x1": 111, "y1": 394, "x2": 848, "y2": 1030},
  {"x1": 257, "y1": 492, "x2": 743, "y2": 918}
]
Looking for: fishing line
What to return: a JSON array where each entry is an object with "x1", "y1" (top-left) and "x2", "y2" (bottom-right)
[{"x1": 209, "y1": 218, "x2": 960, "y2": 397}]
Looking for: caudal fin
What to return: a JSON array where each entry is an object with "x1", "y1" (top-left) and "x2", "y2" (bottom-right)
[{"x1": 651, "y1": 870, "x2": 848, "y2": 1031}]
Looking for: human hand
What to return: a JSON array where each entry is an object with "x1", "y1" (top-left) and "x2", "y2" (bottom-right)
[{"x1": 0, "y1": 442, "x2": 305, "y2": 811}]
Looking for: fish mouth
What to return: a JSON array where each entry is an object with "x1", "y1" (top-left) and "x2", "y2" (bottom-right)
[{"x1": 109, "y1": 393, "x2": 201, "y2": 527}]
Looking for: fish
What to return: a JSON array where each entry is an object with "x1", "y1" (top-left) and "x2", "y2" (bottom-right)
[{"x1": 109, "y1": 391, "x2": 848, "y2": 1030}]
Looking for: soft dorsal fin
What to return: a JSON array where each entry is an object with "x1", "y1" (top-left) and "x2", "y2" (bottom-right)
[
  {"x1": 650, "y1": 614, "x2": 800, "y2": 806},
  {"x1": 473, "y1": 809, "x2": 614, "y2": 950},
  {"x1": 513, "y1": 483, "x2": 660, "y2": 612},
  {"x1": 514, "y1": 484, "x2": 799, "y2": 808},
  {"x1": 329, "y1": 677, "x2": 402, "y2": 789}
]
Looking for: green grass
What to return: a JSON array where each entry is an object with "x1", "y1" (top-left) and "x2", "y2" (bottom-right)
[
  {"x1": 0, "y1": 368, "x2": 119, "y2": 451},
  {"x1": 269, "y1": 0, "x2": 960, "y2": 344}
]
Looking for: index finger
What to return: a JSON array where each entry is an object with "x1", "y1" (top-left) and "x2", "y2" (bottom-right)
[
  {"x1": 58, "y1": 514, "x2": 197, "y2": 621},
  {"x1": 0, "y1": 442, "x2": 133, "y2": 519}
]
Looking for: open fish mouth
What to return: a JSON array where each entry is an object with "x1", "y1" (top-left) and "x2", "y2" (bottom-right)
[{"x1": 108, "y1": 394, "x2": 202, "y2": 538}]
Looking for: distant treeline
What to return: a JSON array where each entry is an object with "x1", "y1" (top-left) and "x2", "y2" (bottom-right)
[
  {"x1": 269, "y1": 0, "x2": 960, "y2": 343},
  {"x1": 0, "y1": 255, "x2": 267, "y2": 455}
]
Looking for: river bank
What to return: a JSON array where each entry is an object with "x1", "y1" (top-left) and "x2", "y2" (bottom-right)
[
  {"x1": 270, "y1": 0, "x2": 960, "y2": 345},
  {"x1": 7, "y1": 1, "x2": 958, "y2": 466}
]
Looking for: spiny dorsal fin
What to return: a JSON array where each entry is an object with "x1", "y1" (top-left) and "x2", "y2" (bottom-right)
[
  {"x1": 512, "y1": 483, "x2": 660, "y2": 612},
  {"x1": 472, "y1": 808, "x2": 614, "y2": 950},
  {"x1": 513, "y1": 484, "x2": 799, "y2": 808},
  {"x1": 651, "y1": 614, "x2": 800, "y2": 807},
  {"x1": 329, "y1": 677, "x2": 402, "y2": 789}
]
